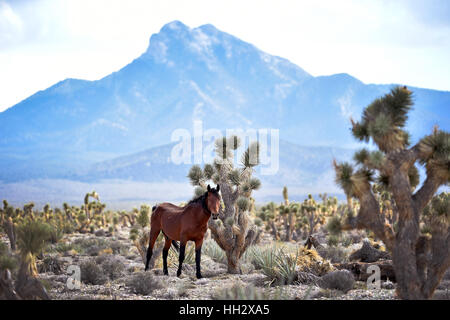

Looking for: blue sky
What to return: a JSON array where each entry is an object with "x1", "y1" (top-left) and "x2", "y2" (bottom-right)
[{"x1": 0, "y1": 0, "x2": 449, "y2": 112}]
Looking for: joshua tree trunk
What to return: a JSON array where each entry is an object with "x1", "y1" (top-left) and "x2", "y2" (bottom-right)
[
  {"x1": 333, "y1": 87, "x2": 450, "y2": 299},
  {"x1": 284, "y1": 212, "x2": 295, "y2": 241},
  {"x1": 270, "y1": 220, "x2": 279, "y2": 241},
  {"x1": 3, "y1": 218, "x2": 16, "y2": 251},
  {"x1": 15, "y1": 254, "x2": 50, "y2": 300},
  {"x1": 335, "y1": 138, "x2": 449, "y2": 299},
  {"x1": 208, "y1": 181, "x2": 259, "y2": 274}
]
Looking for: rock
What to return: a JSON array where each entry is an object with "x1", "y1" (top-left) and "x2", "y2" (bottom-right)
[
  {"x1": 334, "y1": 260, "x2": 396, "y2": 282},
  {"x1": 349, "y1": 239, "x2": 390, "y2": 263},
  {"x1": 194, "y1": 278, "x2": 209, "y2": 285},
  {"x1": 381, "y1": 280, "x2": 395, "y2": 290},
  {"x1": 95, "y1": 229, "x2": 106, "y2": 237},
  {"x1": 319, "y1": 270, "x2": 355, "y2": 293},
  {"x1": 296, "y1": 271, "x2": 321, "y2": 285}
]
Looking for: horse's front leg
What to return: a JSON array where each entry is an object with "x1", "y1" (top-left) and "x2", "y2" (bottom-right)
[
  {"x1": 195, "y1": 238, "x2": 204, "y2": 279},
  {"x1": 176, "y1": 240, "x2": 187, "y2": 277}
]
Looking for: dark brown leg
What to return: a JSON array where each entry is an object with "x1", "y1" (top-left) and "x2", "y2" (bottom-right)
[
  {"x1": 162, "y1": 238, "x2": 172, "y2": 276},
  {"x1": 177, "y1": 240, "x2": 187, "y2": 277},
  {"x1": 145, "y1": 228, "x2": 160, "y2": 271},
  {"x1": 195, "y1": 238, "x2": 204, "y2": 279}
]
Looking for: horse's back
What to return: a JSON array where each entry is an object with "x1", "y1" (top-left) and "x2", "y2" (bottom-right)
[
  {"x1": 151, "y1": 203, "x2": 185, "y2": 240},
  {"x1": 151, "y1": 203, "x2": 184, "y2": 224}
]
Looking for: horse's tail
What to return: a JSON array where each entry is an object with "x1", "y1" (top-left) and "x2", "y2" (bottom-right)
[
  {"x1": 161, "y1": 230, "x2": 179, "y2": 252},
  {"x1": 171, "y1": 240, "x2": 179, "y2": 252}
]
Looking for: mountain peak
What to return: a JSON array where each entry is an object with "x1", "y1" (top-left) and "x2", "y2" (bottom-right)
[{"x1": 160, "y1": 20, "x2": 189, "y2": 32}]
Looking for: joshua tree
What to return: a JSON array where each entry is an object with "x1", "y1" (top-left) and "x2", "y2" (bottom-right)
[
  {"x1": 300, "y1": 195, "x2": 325, "y2": 242},
  {"x1": 84, "y1": 191, "x2": 99, "y2": 221},
  {"x1": 14, "y1": 219, "x2": 51, "y2": 299},
  {"x1": 187, "y1": 136, "x2": 262, "y2": 274},
  {"x1": 333, "y1": 86, "x2": 449, "y2": 299},
  {"x1": 1, "y1": 201, "x2": 17, "y2": 251}
]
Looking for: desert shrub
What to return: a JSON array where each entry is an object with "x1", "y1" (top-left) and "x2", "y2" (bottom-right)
[
  {"x1": 50, "y1": 241, "x2": 81, "y2": 254},
  {"x1": 319, "y1": 245, "x2": 349, "y2": 264},
  {"x1": 273, "y1": 250, "x2": 298, "y2": 285},
  {"x1": 341, "y1": 236, "x2": 353, "y2": 248},
  {"x1": 38, "y1": 255, "x2": 63, "y2": 274},
  {"x1": 253, "y1": 217, "x2": 263, "y2": 227},
  {"x1": 246, "y1": 245, "x2": 277, "y2": 271},
  {"x1": 16, "y1": 219, "x2": 52, "y2": 256},
  {"x1": 125, "y1": 272, "x2": 163, "y2": 295},
  {"x1": 296, "y1": 247, "x2": 334, "y2": 276},
  {"x1": 246, "y1": 244, "x2": 297, "y2": 285},
  {"x1": 319, "y1": 270, "x2": 355, "y2": 293},
  {"x1": 212, "y1": 283, "x2": 268, "y2": 300},
  {"x1": 0, "y1": 241, "x2": 17, "y2": 271},
  {"x1": 176, "y1": 280, "x2": 196, "y2": 297},
  {"x1": 0, "y1": 254, "x2": 17, "y2": 272},
  {"x1": 203, "y1": 240, "x2": 227, "y2": 264},
  {"x1": 80, "y1": 259, "x2": 108, "y2": 285},
  {"x1": 129, "y1": 228, "x2": 139, "y2": 241},
  {"x1": 109, "y1": 240, "x2": 128, "y2": 255},
  {"x1": 48, "y1": 225, "x2": 64, "y2": 244},
  {"x1": 0, "y1": 241, "x2": 8, "y2": 256},
  {"x1": 74, "y1": 237, "x2": 111, "y2": 256},
  {"x1": 326, "y1": 234, "x2": 340, "y2": 247},
  {"x1": 326, "y1": 216, "x2": 342, "y2": 236},
  {"x1": 95, "y1": 255, "x2": 125, "y2": 280}
]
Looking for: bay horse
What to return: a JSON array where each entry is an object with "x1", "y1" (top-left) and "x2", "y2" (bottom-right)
[{"x1": 144, "y1": 184, "x2": 221, "y2": 279}]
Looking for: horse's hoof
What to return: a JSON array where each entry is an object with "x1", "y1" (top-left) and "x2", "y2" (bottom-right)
[
  {"x1": 163, "y1": 271, "x2": 168, "y2": 276},
  {"x1": 196, "y1": 273, "x2": 203, "y2": 279},
  {"x1": 177, "y1": 270, "x2": 182, "y2": 277}
]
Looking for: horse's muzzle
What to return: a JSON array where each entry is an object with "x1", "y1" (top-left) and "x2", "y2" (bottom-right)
[{"x1": 212, "y1": 213, "x2": 219, "y2": 220}]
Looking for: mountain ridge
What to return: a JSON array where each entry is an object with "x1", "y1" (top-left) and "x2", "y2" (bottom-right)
[{"x1": 0, "y1": 20, "x2": 448, "y2": 205}]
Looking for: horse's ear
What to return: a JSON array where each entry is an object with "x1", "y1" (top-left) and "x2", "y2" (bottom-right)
[
  {"x1": 207, "y1": 184, "x2": 211, "y2": 192},
  {"x1": 216, "y1": 184, "x2": 220, "y2": 192}
]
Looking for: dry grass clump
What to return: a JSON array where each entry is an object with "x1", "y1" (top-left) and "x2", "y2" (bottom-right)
[
  {"x1": 80, "y1": 259, "x2": 108, "y2": 285},
  {"x1": 212, "y1": 282, "x2": 268, "y2": 300},
  {"x1": 318, "y1": 245, "x2": 350, "y2": 264},
  {"x1": 296, "y1": 247, "x2": 334, "y2": 276},
  {"x1": 95, "y1": 254, "x2": 125, "y2": 280},
  {"x1": 203, "y1": 239, "x2": 227, "y2": 264},
  {"x1": 125, "y1": 272, "x2": 163, "y2": 295}
]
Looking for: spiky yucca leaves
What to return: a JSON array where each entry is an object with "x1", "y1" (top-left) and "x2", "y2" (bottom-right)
[
  {"x1": 187, "y1": 136, "x2": 262, "y2": 274},
  {"x1": 422, "y1": 192, "x2": 449, "y2": 232},
  {"x1": 351, "y1": 86, "x2": 413, "y2": 152},
  {"x1": 418, "y1": 128, "x2": 450, "y2": 182},
  {"x1": 16, "y1": 219, "x2": 52, "y2": 277},
  {"x1": 136, "y1": 205, "x2": 150, "y2": 229},
  {"x1": 334, "y1": 86, "x2": 450, "y2": 300}
]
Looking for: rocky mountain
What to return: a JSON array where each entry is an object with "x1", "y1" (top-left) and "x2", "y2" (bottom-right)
[{"x1": 0, "y1": 21, "x2": 448, "y2": 205}]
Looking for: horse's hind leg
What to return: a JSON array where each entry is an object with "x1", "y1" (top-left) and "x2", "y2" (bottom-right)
[
  {"x1": 144, "y1": 228, "x2": 160, "y2": 271},
  {"x1": 176, "y1": 239, "x2": 187, "y2": 277},
  {"x1": 162, "y1": 237, "x2": 172, "y2": 276}
]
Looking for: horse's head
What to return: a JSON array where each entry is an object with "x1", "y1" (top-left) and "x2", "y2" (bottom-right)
[{"x1": 206, "y1": 184, "x2": 221, "y2": 219}]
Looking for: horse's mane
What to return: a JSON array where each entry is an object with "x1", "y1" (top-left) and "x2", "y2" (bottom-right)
[
  {"x1": 187, "y1": 193, "x2": 207, "y2": 206},
  {"x1": 186, "y1": 188, "x2": 219, "y2": 208}
]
